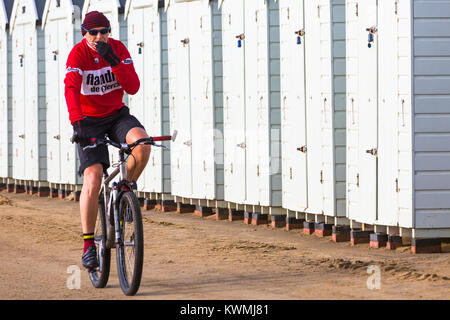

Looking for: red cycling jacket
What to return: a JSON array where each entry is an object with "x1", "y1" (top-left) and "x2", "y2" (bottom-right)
[{"x1": 64, "y1": 37, "x2": 140, "y2": 124}]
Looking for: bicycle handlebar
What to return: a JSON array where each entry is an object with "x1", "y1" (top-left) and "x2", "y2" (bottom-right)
[{"x1": 71, "y1": 130, "x2": 178, "y2": 152}]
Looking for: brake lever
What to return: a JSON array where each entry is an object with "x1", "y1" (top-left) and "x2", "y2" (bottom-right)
[
  {"x1": 82, "y1": 143, "x2": 98, "y2": 151},
  {"x1": 152, "y1": 143, "x2": 168, "y2": 149}
]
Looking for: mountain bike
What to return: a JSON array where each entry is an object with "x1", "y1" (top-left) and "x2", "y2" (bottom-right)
[{"x1": 71, "y1": 131, "x2": 177, "y2": 296}]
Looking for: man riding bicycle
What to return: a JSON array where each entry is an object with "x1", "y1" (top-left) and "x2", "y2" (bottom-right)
[{"x1": 64, "y1": 11, "x2": 150, "y2": 271}]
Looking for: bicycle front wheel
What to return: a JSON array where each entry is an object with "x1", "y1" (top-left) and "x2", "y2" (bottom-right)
[
  {"x1": 89, "y1": 192, "x2": 111, "y2": 288},
  {"x1": 116, "y1": 191, "x2": 144, "y2": 296}
]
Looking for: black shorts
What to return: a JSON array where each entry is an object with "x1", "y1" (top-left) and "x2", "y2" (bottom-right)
[{"x1": 77, "y1": 106, "x2": 145, "y2": 176}]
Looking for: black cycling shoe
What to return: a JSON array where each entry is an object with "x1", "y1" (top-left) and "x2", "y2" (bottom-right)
[{"x1": 82, "y1": 246, "x2": 99, "y2": 271}]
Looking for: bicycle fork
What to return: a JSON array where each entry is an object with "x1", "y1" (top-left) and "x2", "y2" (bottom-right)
[{"x1": 111, "y1": 183, "x2": 123, "y2": 248}]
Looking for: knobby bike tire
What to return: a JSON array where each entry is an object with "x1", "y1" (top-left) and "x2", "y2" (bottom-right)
[
  {"x1": 116, "y1": 191, "x2": 144, "y2": 296},
  {"x1": 89, "y1": 192, "x2": 111, "y2": 288}
]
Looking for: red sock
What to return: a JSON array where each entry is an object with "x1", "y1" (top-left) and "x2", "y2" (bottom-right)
[{"x1": 83, "y1": 233, "x2": 95, "y2": 253}]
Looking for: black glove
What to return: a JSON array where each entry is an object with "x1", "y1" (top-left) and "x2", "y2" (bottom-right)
[
  {"x1": 95, "y1": 41, "x2": 120, "y2": 68},
  {"x1": 72, "y1": 120, "x2": 91, "y2": 147}
]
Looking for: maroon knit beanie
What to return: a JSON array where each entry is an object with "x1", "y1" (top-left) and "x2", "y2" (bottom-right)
[{"x1": 81, "y1": 11, "x2": 111, "y2": 36}]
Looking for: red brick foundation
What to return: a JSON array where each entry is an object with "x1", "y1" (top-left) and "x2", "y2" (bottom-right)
[
  {"x1": 58, "y1": 189, "x2": 66, "y2": 199},
  {"x1": 332, "y1": 225, "x2": 350, "y2": 243},
  {"x1": 215, "y1": 208, "x2": 228, "y2": 220},
  {"x1": 286, "y1": 217, "x2": 304, "y2": 231},
  {"x1": 49, "y1": 188, "x2": 59, "y2": 198},
  {"x1": 244, "y1": 211, "x2": 252, "y2": 225},
  {"x1": 251, "y1": 213, "x2": 268, "y2": 226},
  {"x1": 314, "y1": 222, "x2": 333, "y2": 237},
  {"x1": 229, "y1": 210, "x2": 244, "y2": 221},
  {"x1": 27, "y1": 186, "x2": 37, "y2": 195},
  {"x1": 6, "y1": 184, "x2": 14, "y2": 193},
  {"x1": 14, "y1": 185, "x2": 25, "y2": 194},
  {"x1": 270, "y1": 215, "x2": 286, "y2": 228},
  {"x1": 411, "y1": 238, "x2": 442, "y2": 254},
  {"x1": 369, "y1": 233, "x2": 388, "y2": 248},
  {"x1": 176, "y1": 203, "x2": 195, "y2": 213},
  {"x1": 387, "y1": 235, "x2": 402, "y2": 250},
  {"x1": 156, "y1": 200, "x2": 177, "y2": 212},
  {"x1": 143, "y1": 199, "x2": 156, "y2": 210},
  {"x1": 350, "y1": 230, "x2": 372, "y2": 246},
  {"x1": 37, "y1": 187, "x2": 50, "y2": 198},
  {"x1": 194, "y1": 205, "x2": 213, "y2": 217},
  {"x1": 303, "y1": 221, "x2": 315, "y2": 235}
]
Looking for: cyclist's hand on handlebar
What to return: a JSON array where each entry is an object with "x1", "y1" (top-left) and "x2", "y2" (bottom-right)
[{"x1": 71, "y1": 120, "x2": 91, "y2": 147}]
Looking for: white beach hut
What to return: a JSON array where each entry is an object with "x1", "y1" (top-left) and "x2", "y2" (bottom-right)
[
  {"x1": 346, "y1": 0, "x2": 450, "y2": 241},
  {"x1": 9, "y1": 0, "x2": 47, "y2": 187},
  {"x1": 220, "y1": 0, "x2": 281, "y2": 213},
  {"x1": 166, "y1": 0, "x2": 224, "y2": 205},
  {"x1": 42, "y1": 0, "x2": 84, "y2": 189},
  {"x1": 278, "y1": 0, "x2": 346, "y2": 224},
  {"x1": 124, "y1": 0, "x2": 172, "y2": 197}
]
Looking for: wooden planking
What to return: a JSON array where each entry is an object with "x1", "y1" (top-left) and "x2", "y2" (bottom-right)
[
  {"x1": 415, "y1": 171, "x2": 450, "y2": 190},
  {"x1": 332, "y1": 0, "x2": 346, "y2": 217},
  {"x1": 268, "y1": 0, "x2": 281, "y2": 206},
  {"x1": 413, "y1": 0, "x2": 450, "y2": 228},
  {"x1": 212, "y1": 0, "x2": 224, "y2": 200},
  {"x1": 7, "y1": 26, "x2": 11, "y2": 177},
  {"x1": 414, "y1": 1, "x2": 450, "y2": 18},
  {"x1": 37, "y1": 26, "x2": 46, "y2": 181},
  {"x1": 415, "y1": 133, "x2": 450, "y2": 151},
  {"x1": 415, "y1": 95, "x2": 450, "y2": 113},
  {"x1": 160, "y1": 6, "x2": 171, "y2": 193}
]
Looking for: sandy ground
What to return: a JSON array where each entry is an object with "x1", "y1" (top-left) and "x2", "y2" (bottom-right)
[{"x1": 0, "y1": 191, "x2": 449, "y2": 301}]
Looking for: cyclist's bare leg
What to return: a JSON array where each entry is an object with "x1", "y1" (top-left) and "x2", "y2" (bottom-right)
[
  {"x1": 125, "y1": 127, "x2": 151, "y2": 182},
  {"x1": 80, "y1": 163, "x2": 103, "y2": 234}
]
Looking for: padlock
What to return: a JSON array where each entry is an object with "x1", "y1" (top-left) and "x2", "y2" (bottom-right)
[
  {"x1": 137, "y1": 42, "x2": 144, "y2": 54},
  {"x1": 53, "y1": 54, "x2": 57, "y2": 61},
  {"x1": 236, "y1": 34, "x2": 244, "y2": 48},
  {"x1": 294, "y1": 29, "x2": 304, "y2": 45}
]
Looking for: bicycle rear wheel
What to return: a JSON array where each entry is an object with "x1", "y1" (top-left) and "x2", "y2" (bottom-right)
[
  {"x1": 116, "y1": 191, "x2": 144, "y2": 296},
  {"x1": 89, "y1": 192, "x2": 111, "y2": 288}
]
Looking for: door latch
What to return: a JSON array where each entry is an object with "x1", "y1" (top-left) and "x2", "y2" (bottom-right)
[
  {"x1": 366, "y1": 148, "x2": 377, "y2": 156},
  {"x1": 237, "y1": 142, "x2": 246, "y2": 149},
  {"x1": 180, "y1": 38, "x2": 189, "y2": 47},
  {"x1": 296, "y1": 145, "x2": 307, "y2": 153}
]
